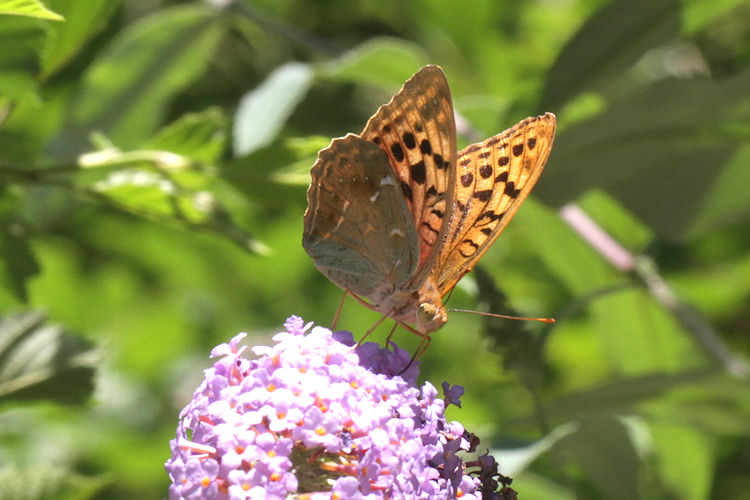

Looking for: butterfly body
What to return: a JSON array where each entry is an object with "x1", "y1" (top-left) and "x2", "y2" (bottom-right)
[{"x1": 303, "y1": 65, "x2": 555, "y2": 335}]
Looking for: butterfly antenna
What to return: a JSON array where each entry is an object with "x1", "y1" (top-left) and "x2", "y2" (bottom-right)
[{"x1": 447, "y1": 308, "x2": 556, "y2": 324}]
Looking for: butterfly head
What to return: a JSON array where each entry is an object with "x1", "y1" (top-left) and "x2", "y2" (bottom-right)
[
  {"x1": 410, "y1": 277, "x2": 447, "y2": 334},
  {"x1": 415, "y1": 301, "x2": 447, "y2": 334}
]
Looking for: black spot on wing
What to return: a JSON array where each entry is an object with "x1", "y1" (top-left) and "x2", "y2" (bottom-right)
[
  {"x1": 411, "y1": 161, "x2": 426, "y2": 184},
  {"x1": 391, "y1": 143, "x2": 405, "y2": 162},
  {"x1": 403, "y1": 132, "x2": 416, "y2": 149},
  {"x1": 504, "y1": 182, "x2": 520, "y2": 198},
  {"x1": 473, "y1": 190, "x2": 492, "y2": 202},
  {"x1": 401, "y1": 181, "x2": 413, "y2": 202}
]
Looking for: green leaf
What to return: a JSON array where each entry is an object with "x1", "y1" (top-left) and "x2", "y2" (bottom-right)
[
  {"x1": 556, "y1": 415, "x2": 642, "y2": 499},
  {"x1": 0, "y1": 464, "x2": 107, "y2": 500},
  {"x1": 540, "y1": 0, "x2": 680, "y2": 109},
  {"x1": 492, "y1": 423, "x2": 578, "y2": 475},
  {"x1": 0, "y1": 311, "x2": 97, "y2": 405},
  {"x1": 575, "y1": 190, "x2": 653, "y2": 254},
  {"x1": 222, "y1": 136, "x2": 328, "y2": 207},
  {"x1": 650, "y1": 423, "x2": 713, "y2": 499},
  {"x1": 0, "y1": 216, "x2": 39, "y2": 302},
  {"x1": 147, "y1": 107, "x2": 227, "y2": 164},
  {"x1": 539, "y1": 370, "x2": 750, "y2": 427},
  {"x1": 689, "y1": 143, "x2": 750, "y2": 238},
  {"x1": 682, "y1": 0, "x2": 749, "y2": 34},
  {"x1": 0, "y1": 15, "x2": 44, "y2": 103},
  {"x1": 39, "y1": 0, "x2": 121, "y2": 78},
  {"x1": 59, "y1": 4, "x2": 224, "y2": 153},
  {"x1": 535, "y1": 68, "x2": 750, "y2": 241},
  {"x1": 233, "y1": 62, "x2": 313, "y2": 156},
  {"x1": 320, "y1": 37, "x2": 429, "y2": 88},
  {"x1": 0, "y1": 0, "x2": 63, "y2": 21},
  {"x1": 83, "y1": 166, "x2": 267, "y2": 255}
]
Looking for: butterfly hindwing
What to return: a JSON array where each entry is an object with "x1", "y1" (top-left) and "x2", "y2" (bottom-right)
[
  {"x1": 435, "y1": 113, "x2": 556, "y2": 295},
  {"x1": 360, "y1": 65, "x2": 458, "y2": 287},
  {"x1": 303, "y1": 134, "x2": 420, "y2": 298}
]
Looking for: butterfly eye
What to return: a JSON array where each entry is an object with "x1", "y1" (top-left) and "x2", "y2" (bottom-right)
[{"x1": 417, "y1": 303, "x2": 438, "y2": 324}]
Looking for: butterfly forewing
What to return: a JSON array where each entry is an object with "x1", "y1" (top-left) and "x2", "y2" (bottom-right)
[
  {"x1": 303, "y1": 134, "x2": 420, "y2": 298},
  {"x1": 435, "y1": 113, "x2": 556, "y2": 295},
  {"x1": 360, "y1": 65, "x2": 458, "y2": 287}
]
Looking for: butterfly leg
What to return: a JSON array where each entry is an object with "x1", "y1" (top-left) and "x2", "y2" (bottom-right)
[
  {"x1": 331, "y1": 290, "x2": 349, "y2": 330},
  {"x1": 397, "y1": 322, "x2": 433, "y2": 360},
  {"x1": 395, "y1": 323, "x2": 433, "y2": 374},
  {"x1": 356, "y1": 314, "x2": 388, "y2": 347},
  {"x1": 384, "y1": 321, "x2": 399, "y2": 349}
]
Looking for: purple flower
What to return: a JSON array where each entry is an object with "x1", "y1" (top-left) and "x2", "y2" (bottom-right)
[{"x1": 165, "y1": 316, "x2": 506, "y2": 499}]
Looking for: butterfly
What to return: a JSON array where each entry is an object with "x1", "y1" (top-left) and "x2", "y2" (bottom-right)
[{"x1": 303, "y1": 65, "x2": 555, "y2": 337}]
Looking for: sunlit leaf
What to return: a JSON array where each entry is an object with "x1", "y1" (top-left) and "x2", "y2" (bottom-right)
[
  {"x1": 40, "y1": 0, "x2": 121, "y2": 78},
  {"x1": 148, "y1": 107, "x2": 227, "y2": 164},
  {"x1": 0, "y1": 0, "x2": 63, "y2": 21},
  {"x1": 233, "y1": 62, "x2": 313, "y2": 156}
]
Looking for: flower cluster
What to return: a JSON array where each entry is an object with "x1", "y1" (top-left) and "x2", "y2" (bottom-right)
[{"x1": 166, "y1": 316, "x2": 503, "y2": 499}]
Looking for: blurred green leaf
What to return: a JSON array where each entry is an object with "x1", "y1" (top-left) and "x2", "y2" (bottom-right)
[
  {"x1": 147, "y1": 107, "x2": 227, "y2": 164},
  {"x1": 689, "y1": 143, "x2": 750, "y2": 238},
  {"x1": 0, "y1": 16, "x2": 44, "y2": 103},
  {"x1": 233, "y1": 62, "x2": 313, "y2": 156},
  {"x1": 57, "y1": 3, "x2": 225, "y2": 155},
  {"x1": 0, "y1": 311, "x2": 97, "y2": 405},
  {"x1": 682, "y1": 0, "x2": 749, "y2": 34},
  {"x1": 40, "y1": 0, "x2": 121, "y2": 78},
  {"x1": 650, "y1": 423, "x2": 713, "y2": 499},
  {"x1": 540, "y1": 0, "x2": 680, "y2": 109},
  {"x1": 0, "y1": 216, "x2": 39, "y2": 301},
  {"x1": 320, "y1": 37, "x2": 429, "y2": 88},
  {"x1": 81, "y1": 164, "x2": 267, "y2": 255},
  {"x1": 511, "y1": 473, "x2": 576, "y2": 500},
  {"x1": 539, "y1": 370, "x2": 750, "y2": 430},
  {"x1": 555, "y1": 415, "x2": 642, "y2": 499},
  {"x1": 0, "y1": 464, "x2": 108, "y2": 500},
  {"x1": 536, "y1": 67, "x2": 750, "y2": 241},
  {"x1": 575, "y1": 190, "x2": 654, "y2": 254},
  {"x1": 0, "y1": 0, "x2": 63, "y2": 21},
  {"x1": 222, "y1": 136, "x2": 327, "y2": 206},
  {"x1": 493, "y1": 423, "x2": 578, "y2": 475}
]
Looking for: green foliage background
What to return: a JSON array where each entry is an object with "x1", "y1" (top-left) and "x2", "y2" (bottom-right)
[{"x1": 1, "y1": 0, "x2": 749, "y2": 498}]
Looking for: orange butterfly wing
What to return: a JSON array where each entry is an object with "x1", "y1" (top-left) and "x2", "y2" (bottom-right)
[
  {"x1": 360, "y1": 65, "x2": 458, "y2": 288},
  {"x1": 434, "y1": 113, "x2": 556, "y2": 295}
]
